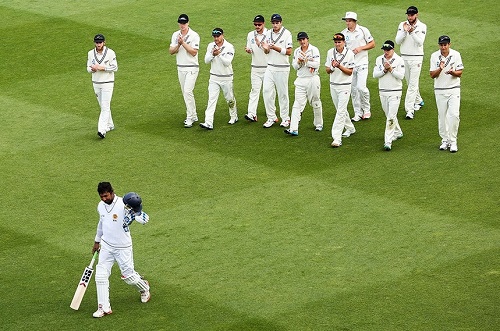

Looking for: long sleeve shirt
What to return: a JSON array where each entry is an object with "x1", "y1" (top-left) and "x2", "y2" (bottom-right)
[
  {"x1": 373, "y1": 53, "x2": 405, "y2": 94},
  {"x1": 395, "y1": 19, "x2": 427, "y2": 60},
  {"x1": 204, "y1": 39, "x2": 235, "y2": 81},
  {"x1": 87, "y1": 46, "x2": 117, "y2": 84},
  {"x1": 292, "y1": 44, "x2": 320, "y2": 78}
]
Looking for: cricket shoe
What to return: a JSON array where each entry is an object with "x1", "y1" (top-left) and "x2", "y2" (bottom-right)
[
  {"x1": 393, "y1": 133, "x2": 404, "y2": 141},
  {"x1": 342, "y1": 129, "x2": 356, "y2": 138},
  {"x1": 362, "y1": 112, "x2": 371, "y2": 120},
  {"x1": 449, "y1": 142, "x2": 458, "y2": 153},
  {"x1": 93, "y1": 307, "x2": 112, "y2": 318},
  {"x1": 244, "y1": 114, "x2": 257, "y2": 122},
  {"x1": 315, "y1": 125, "x2": 323, "y2": 131},
  {"x1": 351, "y1": 115, "x2": 362, "y2": 122},
  {"x1": 141, "y1": 280, "x2": 151, "y2": 303},
  {"x1": 228, "y1": 117, "x2": 238, "y2": 125},
  {"x1": 405, "y1": 112, "x2": 414, "y2": 120},
  {"x1": 284, "y1": 129, "x2": 298, "y2": 136},
  {"x1": 97, "y1": 132, "x2": 106, "y2": 139},
  {"x1": 280, "y1": 119, "x2": 290, "y2": 128},
  {"x1": 199, "y1": 122, "x2": 214, "y2": 130},
  {"x1": 263, "y1": 118, "x2": 278, "y2": 128},
  {"x1": 384, "y1": 143, "x2": 392, "y2": 151},
  {"x1": 414, "y1": 101, "x2": 424, "y2": 111},
  {"x1": 439, "y1": 142, "x2": 449, "y2": 150},
  {"x1": 331, "y1": 140, "x2": 342, "y2": 148}
]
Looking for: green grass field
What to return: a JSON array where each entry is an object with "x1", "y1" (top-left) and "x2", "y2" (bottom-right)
[{"x1": 1, "y1": 0, "x2": 499, "y2": 330}]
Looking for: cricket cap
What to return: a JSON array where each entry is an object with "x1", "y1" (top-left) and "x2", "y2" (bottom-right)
[
  {"x1": 297, "y1": 32, "x2": 309, "y2": 40},
  {"x1": 333, "y1": 33, "x2": 345, "y2": 41},
  {"x1": 406, "y1": 6, "x2": 418, "y2": 14},
  {"x1": 438, "y1": 35, "x2": 451, "y2": 44},
  {"x1": 253, "y1": 15, "x2": 265, "y2": 23},
  {"x1": 178, "y1": 14, "x2": 189, "y2": 23},
  {"x1": 342, "y1": 12, "x2": 357, "y2": 21},
  {"x1": 212, "y1": 28, "x2": 223, "y2": 36},
  {"x1": 271, "y1": 13, "x2": 282, "y2": 22},
  {"x1": 381, "y1": 40, "x2": 395, "y2": 50},
  {"x1": 94, "y1": 34, "x2": 105, "y2": 42}
]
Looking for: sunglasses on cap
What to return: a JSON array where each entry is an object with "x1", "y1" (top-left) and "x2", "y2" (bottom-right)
[{"x1": 254, "y1": 23, "x2": 263, "y2": 26}]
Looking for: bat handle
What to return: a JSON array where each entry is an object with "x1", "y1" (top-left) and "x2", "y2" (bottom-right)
[{"x1": 89, "y1": 251, "x2": 99, "y2": 268}]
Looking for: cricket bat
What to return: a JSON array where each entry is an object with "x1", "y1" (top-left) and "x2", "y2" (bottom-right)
[{"x1": 70, "y1": 251, "x2": 98, "y2": 310}]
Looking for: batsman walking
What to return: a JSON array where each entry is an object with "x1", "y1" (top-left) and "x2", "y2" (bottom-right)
[{"x1": 92, "y1": 182, "x2": 151, "y2": 318}]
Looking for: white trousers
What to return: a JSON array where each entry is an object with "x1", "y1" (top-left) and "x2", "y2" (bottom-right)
[
  {"x1": 289, "y1": 76, "x2": 323, "y2": 132},
  {"x1": 379, "y1": 93, "x2": 403, "y2": 145},
  {"x1": 203, "y1": 79, "x2": 237, "y2": 127},
  {"x1": 93, "y1": 83, "x2": 114, "y2": 134},
  {"x1": 263, "y1": 69, "x2": 290, "y2": 122},
  {"x1": 404, "y1": 59, "x2": 423, "y2": 114},
  {"x1": 435, "y1": 92, "x2": 460, "y2": 143},
  {"x1": 95, "y1": 241, "x2": 139, "y2": 311},
  {"x1": 247, "y1": 68, "x2": 265, "y2": 117},
  {"x1": 330, "y1": 86, "x2": 355, "y2": 142},
  {"x1": 178, "y1": 69, "x2": 199, "y2": 121},
  {"x1": 351, "y1": 64, "x2": 370, "y2": 117}
]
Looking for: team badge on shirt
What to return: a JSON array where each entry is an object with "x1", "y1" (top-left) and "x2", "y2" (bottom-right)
[{"x1": 113, "y1": 214, "x2": 118, "y2": 221}]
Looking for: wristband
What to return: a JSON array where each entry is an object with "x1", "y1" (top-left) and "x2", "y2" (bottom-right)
[{"x1": 280, "y1": 48, "x2": 286, "y2": 55}]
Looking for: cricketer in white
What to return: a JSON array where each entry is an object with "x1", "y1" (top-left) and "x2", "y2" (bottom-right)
[
  {"x1": 92, "y1": 182, "x2": 150, "y2": 318},
  {"x1": 373, "y1": 40, "x2": 405, "y2": 151},
  {"x1": 87, "y1": 34, "x2": 117, "y2": 139}
]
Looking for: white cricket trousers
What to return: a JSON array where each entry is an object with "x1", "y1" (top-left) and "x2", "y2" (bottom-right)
[
  {"x1": 263, "y1": 68, "x2": 290, "y2": 122},
  {"x1": 379, "y1": 93, "x2": 403, "y2": 145},
  {"x1": 93, "y1": 82, "x2": 114, "y2": 134},
  {"x1": 330, "y1": 85, "x2": 355, "y2": 142},
  {"x1": 178, "y1": 69, "x2": 199, "y2": 121},
  {"x1": 247, "y1": 68, "x2": 265, "y2": 118},
  {"x1": 203, "y1": 79, "x2": 237, "y2": 127},
  {"x1": 289, "y1": 76, "x2": 323, "y2": 132},
  {"x1": 404, "y1": 59, "x2": 423, "y2": 114},
  {"x1": 351, "y1": 64, "x2": 370, "y2": 117},
  {"x1": 435, "y1": 92, "x2": 460, "y2": 143},
  {"x1": 95, "y1": 242, "x2": 137, "y2": 311}
]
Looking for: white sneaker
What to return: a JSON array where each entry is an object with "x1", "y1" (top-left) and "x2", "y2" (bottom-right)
[
  {"x1": 184, "y1": 120, "x2": 194, "y2": 128},
  {"x1": 351, "y1": 115, "x2": 362, "y2": 122},
  {"x1": 315, "y1": 125, "x2": 323, "y2": 131},
  {"x1": 331, "y1": 140, "x2": 342, "y2": 148},
  {"x1": 439, "y1": 142, "x2": 449, "y2": 150},
  {"x1": 228, "y1": 117, "x2": 238, "y2": 125},
  {"x1": 393, "y1": 133, "x2": 403, "y2": 141},
  {"x1": 405, "y1": 112, "x2": 414, "y2": 120},
  {"x1": 384, "y1": 143, "x2": 392, "y2": 151},
  {"x1": 449, "y1": 143, "x2": 458, "y2": 153},
  {"x1": 280, "y1": 119, "x2": 290, "y2": 128},
  {"x1": 263, "y1": 119, "x2": 277, "y2": 128},
  {"x1": 244, "y1": 114, "x2": 257, "y2": 122},
  {"x1": 342, "y1": 129, "x2": 355, "y2": 138},
  {"x1": 141, "y1": 280, "x2": 151, "y2": 303},
  {"x1": 362, "y1": 112, "x2": 371, "y2": 120},
  {"x1": 199, "y1": 122, "x2": 214, "y2": 130},
  {"x1": 284, "y1": 129, "x2": 298, "y2": 136},
  {"x1": 93, "y1": 307, "x2": 112, "y2": 318},
  {"x1": 414, "y1": 101, "x2": 424, "y2": 111}
]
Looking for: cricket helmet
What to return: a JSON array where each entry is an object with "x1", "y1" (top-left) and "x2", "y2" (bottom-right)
[{"x1": 123, "y1": 192, "x2": 143, "y2": 212}]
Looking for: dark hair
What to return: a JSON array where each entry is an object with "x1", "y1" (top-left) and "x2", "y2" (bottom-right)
[{"x1": 97, "y1": 182, "x2": 113, "y2": 194}]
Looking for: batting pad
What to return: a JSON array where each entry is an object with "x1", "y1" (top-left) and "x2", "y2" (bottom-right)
[{"x1": 122, "y1": 272, "x2": 149, "y2": 292}]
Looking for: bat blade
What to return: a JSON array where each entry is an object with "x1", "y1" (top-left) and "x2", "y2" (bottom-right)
[
  {"x1": 70, "y1": 267, "x2": 94, "y2": 310},
  {"x1": 70, "y1": 252, "x2": 98, "y2": 310}
]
